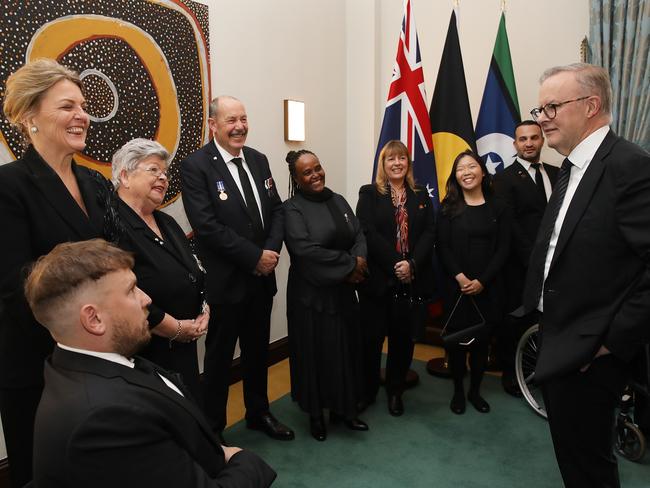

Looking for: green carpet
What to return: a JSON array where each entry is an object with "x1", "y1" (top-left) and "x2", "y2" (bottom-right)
[{"x1": 226, "y1": 359, "x2": 649, "y2": 487}]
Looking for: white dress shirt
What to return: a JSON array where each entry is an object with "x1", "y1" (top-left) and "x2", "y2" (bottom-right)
[
  {"x1": 538, "y1": 125, "x2": 610, "y2": 312},
  {"x1": 57, "y1": 343, "x2": 184, "y2": 397},
  {"x1": 214, "y1": 139, "x2": 265, "y2": 227},
  {"x1": 517, "y1": 158, "x2": 553, "y2": 202}
]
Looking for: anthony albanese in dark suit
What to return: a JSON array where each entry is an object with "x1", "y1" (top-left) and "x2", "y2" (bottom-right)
[{"x1": 523, "y1": 64, "x2": 650, "y2": 488}]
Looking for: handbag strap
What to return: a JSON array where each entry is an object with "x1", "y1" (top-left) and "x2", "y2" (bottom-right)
[{"x1": 440, "y1": 294, "x2": 485, "y2": 335}]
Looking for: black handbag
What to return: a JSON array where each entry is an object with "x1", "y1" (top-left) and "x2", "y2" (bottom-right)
[{"x1": 440, "y1": 294, "x2": 488, "y2": 346}]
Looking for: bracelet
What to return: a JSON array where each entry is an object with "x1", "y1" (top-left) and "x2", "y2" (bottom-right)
[{"x1": 169, "y1": 320, "x2": 183, "y2": 348}]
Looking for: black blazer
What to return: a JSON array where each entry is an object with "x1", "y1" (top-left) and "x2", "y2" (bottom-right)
[
  {"x1": 493, "y1": 160, "x2": 558, "y2": 266},
  {"x1": 180, "y1": 143, "x2": 283, "y2": 304},
  {"x1": 0, "y1": 146, "x2": 108, "y2": 388},
  {"x1": 115, "y1": 199, "x2": 205, "y2": 385},
  {"x1": 437, "y1": 197, "x2": 511, "y2": 323},
  {"x1": 34, "y1": 347, "x2": 276, "y2": 487},
  {"x1": 524, "y1": 131, "x2": 650, "y2": 382},
  {"x1": 356, "y1": 184, "x2": 435, "y2": 297}
]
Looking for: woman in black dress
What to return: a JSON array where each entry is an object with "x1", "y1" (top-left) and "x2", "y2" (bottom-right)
[
  {"x1": 0, "y1": 59, "x2": 112, "y2": 488},
  {"x1": 356, "y1": 140, "x2": 435, "y2": 416},
  {"x1": 437, "y1": 150, "x2": 511, "y2": 415},
  {"x1": 112, "y1": 138, "x2": 208, "y2": 401},
  {"x1": 284, "y1": 149, "x2": 369, "y2": 441}
]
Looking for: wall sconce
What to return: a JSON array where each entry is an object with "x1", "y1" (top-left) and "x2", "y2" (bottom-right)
[{"x1": 284, "y1": 99, "x2": 305, "y2": 142}]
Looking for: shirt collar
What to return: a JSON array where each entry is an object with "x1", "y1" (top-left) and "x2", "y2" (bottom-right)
[
  {"x1": 566, "y1": 125, "x2": 610, "y2": 169},
  {"x1": 516, "y1": 158, "x2": 539, "y2": 171},
  {"x1": 57, "y1": 343, "x2": 135, "y2": 369},
  {"x1": 213, "y1": 139, "x2": 244, "y2": 164}
]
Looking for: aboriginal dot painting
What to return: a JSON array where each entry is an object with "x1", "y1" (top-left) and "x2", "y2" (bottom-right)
[{"x1": 0, "y1": 0, "x2": 211, "y2": 215}]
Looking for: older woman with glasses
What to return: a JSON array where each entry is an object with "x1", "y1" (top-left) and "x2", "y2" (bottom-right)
[{"x1": 112, "y1": 138, "x2": 209, "y2": 401}]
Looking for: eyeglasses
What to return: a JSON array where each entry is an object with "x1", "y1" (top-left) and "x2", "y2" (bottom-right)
[
  {"x1": 530, "y1": 96, "x2": 590, "y2": 121},
  {"x1": 136, "y1": 166, "x2": 168, "y2": 178}
]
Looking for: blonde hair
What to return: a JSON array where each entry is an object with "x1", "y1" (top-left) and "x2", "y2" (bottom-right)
[
  {"x1": 3, "y1": 58, "x2": 83, "y2": 142},
  {"x1": 374, "y1": 140, "x2": 416, "y2": 195}
]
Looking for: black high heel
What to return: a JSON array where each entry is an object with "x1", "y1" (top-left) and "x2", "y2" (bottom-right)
[
  {"x1": 330, "y1": 412, "x2": 369, "y2": 431},
  {"x1": 450, "y1": 390, "x2": 466, "y2": 415},
  {"x1": 310, "y1": 415, "x2": 327, "y2": 441}
]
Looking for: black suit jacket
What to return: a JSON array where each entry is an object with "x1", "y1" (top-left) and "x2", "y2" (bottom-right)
[
  {"x1": 356, "y1": 184, "x2": 435, "y2": 297},
  {"x1": 34, "y1": 347, "x2": 276, "y2": 487},
  {"x1": 523, "y1": 131, "x2": 650, "y2": 382},
  {"x1": 115, "y1": 199, "x2": 205, "y2": 391},
  {"x1": 0, "y1": 146, "x2": 108, "y2": 387},
  {"x1": 180, "y1": 142, "x2": 283, "y2": 304},
  {"x1": 493, "y1": 160, "x2": 558, "y2": 266}
]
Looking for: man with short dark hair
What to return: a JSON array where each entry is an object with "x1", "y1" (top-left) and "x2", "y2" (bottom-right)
[
  {"x1": 523, "y1": 63, "x2": 650, "y2": 488},
  {"x1": 26, "y1": 239, "x2": 276, "y2": 488},
  {"x1": 493, "y1": 120, "x2": 558, "y2": 395}
]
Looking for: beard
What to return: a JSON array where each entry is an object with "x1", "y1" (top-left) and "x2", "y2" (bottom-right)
[{"x1": 110, "y1": 315, "x2": 151, "y2": 358}]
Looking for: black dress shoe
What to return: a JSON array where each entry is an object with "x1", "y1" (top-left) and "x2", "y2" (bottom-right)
[
  {"x1": 450, "y1": 391, "x2": 466, "y2": 415},
  {"x1": 330, "y1": 412, "x2": 369, "y2": 431},
  {"x1": 468, "y1": 393, "x2": 490, "y2": 413},
  {"x1": 388, "y1": 395, "x2": 404, "y2": 417},
  {"x1": 246, "y1": 412, "x2": 295, "y2": 440},
  {"x1": 310, "y1": 415, "x2": 327, "y2": 441}
]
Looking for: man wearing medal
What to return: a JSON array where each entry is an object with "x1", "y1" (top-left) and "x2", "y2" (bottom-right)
[{"x1": 181, "y1": 95, "x2": 293, "y2": 443}]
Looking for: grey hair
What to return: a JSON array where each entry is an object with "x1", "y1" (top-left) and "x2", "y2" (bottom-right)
[
  {"x1": 208, "y1": 95, "x2": 241, "y2": 118},
  {"x1": 111, "y1": 138, "x2": 170, "y2": 189},
  {"x1": 540, "y1": 63, "x2": 612, "y2": 117}
]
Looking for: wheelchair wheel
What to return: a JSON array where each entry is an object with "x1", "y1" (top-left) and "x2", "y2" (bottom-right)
[
  {"x1": 615, "y1": 416, "x2": 646, "y2": 462},
  {"x1": 515, "y1": 324, "x2": 547, "y2": 419}
]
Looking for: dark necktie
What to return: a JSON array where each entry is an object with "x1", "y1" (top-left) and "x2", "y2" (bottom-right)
[
  {"x1": 231, "y1": 157, "x2": 264, "y2": 244},
  {"x1": 525, "y1": 158, "x2": 573, "y2": 309},
  {"x1": 530, "y1": 163, "x2": 547, "y2": 201}
]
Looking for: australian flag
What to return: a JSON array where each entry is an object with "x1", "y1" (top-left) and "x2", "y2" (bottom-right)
[
  {"x1": 475, "y1": 12, "x2": 521, "y2": 174},
  {"x1": 373, "y1": 0, "x2": 439, "y2": 209}
]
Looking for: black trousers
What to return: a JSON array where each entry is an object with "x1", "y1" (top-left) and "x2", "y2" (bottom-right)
[
  {"x1": 446, "y1": 334, "x2": 490, "y2": 392},
  {"x1": 542, "y1": 355, "x2": 628, "y2": 488},
  {"x1": 202, "y1": 279, "x2": 272, "y2": 432},
  {"x1": 359, "y1": 293, "x2": 415, "y2": 399},
  {"x1": 0, "y1": 385, "x2": 43, "y2": 488}
]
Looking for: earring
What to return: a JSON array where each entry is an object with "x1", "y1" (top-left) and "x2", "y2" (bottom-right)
[{"x1": 30, "y1": 126, "x2": 38, "y2": 134}]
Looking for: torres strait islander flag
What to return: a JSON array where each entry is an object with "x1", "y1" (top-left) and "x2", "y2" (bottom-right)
[
  {"x1": 373, "y1": 0, "x2": 440, "y2": 209},
  {"x1": 428, "y1": 10, "x2": 477, "y2": 200},
  {"x1": 475, "y1": 12, "x2": 521, "y2": 174}
]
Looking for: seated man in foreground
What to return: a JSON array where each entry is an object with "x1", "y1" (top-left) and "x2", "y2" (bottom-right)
[{"x1": 25, "y1": 239, "x2": 276, "y2": 488}]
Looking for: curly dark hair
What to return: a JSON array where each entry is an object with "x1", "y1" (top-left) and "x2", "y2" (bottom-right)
[{"x1": 285, "y1": 149, "x2": 315, "y2": 197}]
